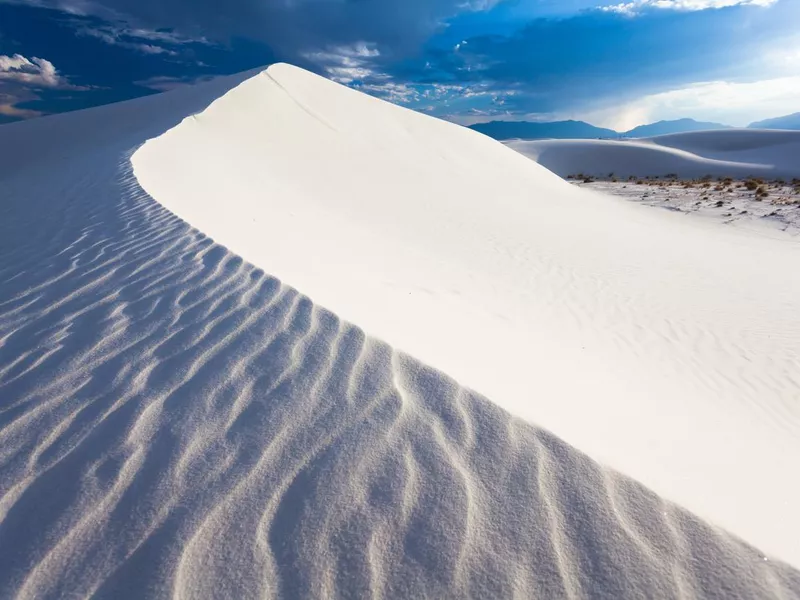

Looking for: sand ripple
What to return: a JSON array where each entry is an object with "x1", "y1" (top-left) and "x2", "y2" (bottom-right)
[{"x1": 0, "y1": 150, "x2": 798, "y2": 598}]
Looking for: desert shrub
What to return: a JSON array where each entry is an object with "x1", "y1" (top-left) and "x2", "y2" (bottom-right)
[{"x1": 745, "y1": 179, "x2": 759, "y2": 191}]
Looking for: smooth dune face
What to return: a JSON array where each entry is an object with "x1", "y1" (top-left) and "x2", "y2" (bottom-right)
[
  {"x1": 507, "y1": 130, "x2": 800, "y2": 179},
  {"x1": 134, "y1": 64, "x2": 800, "y2": 566},
  {"x1": 0, "y1": 64, "x2": 799, "y2": 598}
]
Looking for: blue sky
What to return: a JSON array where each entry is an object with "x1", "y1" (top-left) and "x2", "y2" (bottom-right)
[{"x1": 0, "y1": 0, "x2": 797, "y2": 128}]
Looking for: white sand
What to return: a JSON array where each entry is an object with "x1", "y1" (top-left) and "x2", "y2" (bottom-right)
[
  {"x1": 508, "y1": 129, "x2": 800, "y2": 180},
  {"x1": 134, "y1": 65, "x2": 800, "y2": 567},
  {"x1": 0, "y1": 63, "x2": 799, "y2": 597}
]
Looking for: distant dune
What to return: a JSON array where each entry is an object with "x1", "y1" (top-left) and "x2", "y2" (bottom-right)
[
  {"x1": 1, "y1": 64, "x2": 800, "y2": 598},
  {"x1": 508, "y1": 129, "x2": 800, "y2": 179}
]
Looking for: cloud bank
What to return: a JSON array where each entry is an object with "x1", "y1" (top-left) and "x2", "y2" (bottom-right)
[{"x1": 0, "y1": 0, "x2": 795, "y2": 125}]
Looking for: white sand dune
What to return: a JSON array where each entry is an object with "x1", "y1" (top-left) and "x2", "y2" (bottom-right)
[
  {"x1": 134, "y1": 65, "x2": 800, "y2": 566},
  {"x1": 507, "y1": 129, "x2": 800, "y2": 179},
  {"x1": 0, "y1": 64, "x2": 799, "y2": 598}
]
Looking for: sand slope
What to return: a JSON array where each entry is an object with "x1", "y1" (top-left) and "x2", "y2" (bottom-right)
[
  {"x1": 0, "y1": 64, "x2": 799, "y2": 597},
  {"x1": 134, "y1": 65, "x2": 800, "y2": 567},
  {"x1": 508, "y1": 129, "x2": 800, "y2": 179}
]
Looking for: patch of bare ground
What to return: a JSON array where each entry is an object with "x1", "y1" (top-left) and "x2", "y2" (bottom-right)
[{"x1": 567, "y1": 174, "x2": 800, "y2": 234}]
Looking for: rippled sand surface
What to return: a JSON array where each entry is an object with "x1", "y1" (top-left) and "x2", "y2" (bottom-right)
[{"x1": 1, "y1": 67, "x2": 799, "y2": 598}]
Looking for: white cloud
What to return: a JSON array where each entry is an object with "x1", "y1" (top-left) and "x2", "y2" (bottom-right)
[
  {"x1": 579, "y1": 76, "x2": 800, "y2": 130},
  {"x1": 78, "y1": 28, "x2": 176, "y2": 54},
  {"x1": 446, "y1": 111, "x2": 560, "y2": 126},
  {"x1": 134, "y1": 74, "x2": 228, "y2": 92},
  {"x1": 74, "y1": 22, "x2": 210, "y2": 55},
  {"x1": 1, "y1": 1, "x2": 209, "y2": 56},
  {"x1": 0, "y1": 0, "x2": 119, "y2": 19},
  {"x1": 0, "y1": 54, "x2": 64, "y2": 87},
  {"x1": 601, "y1": 0, "x2": 777, "y2": 14},
  {"x1": 302, "y1": 43, "x2": 382, "y2": 84},
  {"x1": 0, "y1": 54, "x2": 86, "y2": 119},
  {"x1": 0, "y1": 93, "x2": 42, "y2": 118},
  {"x1": 358, "y1": 81, "x2": 420, "y2": 104}
]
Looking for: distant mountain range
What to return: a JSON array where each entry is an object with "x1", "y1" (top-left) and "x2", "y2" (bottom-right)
[
  {"x1": 469, "y1": 117, "x2": 732, "y2": 140},
  {"x1": 468, "y1": 120, "x2": 618, "y2": 140},
  {"x1": 749, "y1": 112, "x2": 800, "y2": 130},
  {"x1": 623, "y1": 118, "x2": 731, "y2": 137}
]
